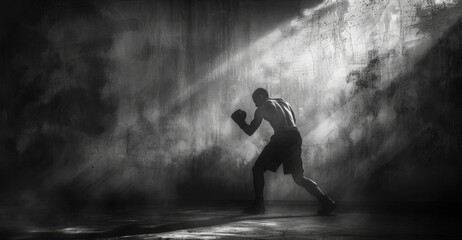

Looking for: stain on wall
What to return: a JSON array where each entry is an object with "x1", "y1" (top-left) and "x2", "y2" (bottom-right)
[{"x1": 0, "y1": 0, "x2": 461, "y2": 211}]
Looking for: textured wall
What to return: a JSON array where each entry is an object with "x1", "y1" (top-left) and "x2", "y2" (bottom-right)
[{"x1": 1, "y1": 0, "x2": 461, "y2": 211}]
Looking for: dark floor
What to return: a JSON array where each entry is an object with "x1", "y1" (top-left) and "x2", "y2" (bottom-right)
[{"x1": 1, "y1": 201, "x2": 461, "y2": 239}]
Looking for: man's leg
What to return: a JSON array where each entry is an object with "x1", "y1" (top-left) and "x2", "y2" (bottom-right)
[
  {"x1": 244, "y1": 165, "x2": 266, "y2": 214},
  {"x1": 292, "y1": 172, "x2": 324, "y2": 197},
  {"x1": 253, "y1": 165, "x2": 265, "y2": 205},
  {"x1": 292, "y1": 173, "x2": 336, "y2": 215}
]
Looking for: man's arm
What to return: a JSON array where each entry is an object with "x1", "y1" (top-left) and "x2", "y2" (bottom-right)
[
  {"x1": 232, "y1": 108, "x2": 263, "y2": 136},
  {"x1": 241, "y1": 108, "x2": 263, "y2": 136}
]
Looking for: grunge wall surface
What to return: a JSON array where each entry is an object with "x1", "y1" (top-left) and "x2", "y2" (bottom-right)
[{"x1": 1, "y1": 0, "x2": 461, "y2": 210}]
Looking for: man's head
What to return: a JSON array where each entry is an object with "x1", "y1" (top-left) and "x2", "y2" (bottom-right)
[{"x1": 252, "y1": 88, "x2": 269, "y2": 107}]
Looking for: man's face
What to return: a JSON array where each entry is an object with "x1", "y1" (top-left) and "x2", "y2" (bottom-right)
[{"x1": 252, "y1": 94, "x2": 264, "y2": 107}]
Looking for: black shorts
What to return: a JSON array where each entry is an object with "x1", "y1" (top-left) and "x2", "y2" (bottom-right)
[{"x1": 254, "y1": 128, "x2": 304, "y2": 175}]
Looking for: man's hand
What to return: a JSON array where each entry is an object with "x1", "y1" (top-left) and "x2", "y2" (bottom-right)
[
  {"x1": 232, "y1": 108, "x2": 263, "y2": 136},
  {"x1": 231, "y1": 109, "x2": 247, "y2": 128}
]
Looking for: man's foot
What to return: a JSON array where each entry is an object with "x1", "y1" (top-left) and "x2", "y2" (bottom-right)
[
  {"x1": 317, "y1": 194, "x2": 336, "y2": 215},
  {"x1": 243, "y1": 204, "x2": 265, "y2": 214}
]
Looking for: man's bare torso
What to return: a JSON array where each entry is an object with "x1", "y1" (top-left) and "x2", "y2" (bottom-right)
[{"x1": 257, "y1": 98, "x2": 296, "y2": 133}]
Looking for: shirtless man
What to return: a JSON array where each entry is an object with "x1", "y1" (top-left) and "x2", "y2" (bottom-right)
[{"x1": 232, "y1": 88, "x2": 336, "y2": 215}]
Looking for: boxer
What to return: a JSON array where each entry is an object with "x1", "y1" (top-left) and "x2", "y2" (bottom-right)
[{"x1": 232, "y1": 88, "x2": 336, "y2": 215}]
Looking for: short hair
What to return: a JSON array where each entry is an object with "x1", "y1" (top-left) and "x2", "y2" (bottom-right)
[{"x1": 252, "y1": 88, "x2": 269, "y2": 98}]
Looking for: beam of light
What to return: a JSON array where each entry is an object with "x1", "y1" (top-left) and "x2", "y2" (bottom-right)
[
  {"x1": 107, "y1": 1, "x2": 329, "y2": 121},
  {"x1": 79, "y1": 0, "x2": 462, "y2": 200},
  {"x1": 97, "y1": 0, "x2": 333, "y2": 165}
]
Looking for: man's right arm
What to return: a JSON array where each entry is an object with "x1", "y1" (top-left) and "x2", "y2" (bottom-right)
[
  {"x1": 241, "y1": 108, "x2": 263, "y2": 136},
  {"x1": 232, "y1": 108, "x2": 264, "y2": 136}
]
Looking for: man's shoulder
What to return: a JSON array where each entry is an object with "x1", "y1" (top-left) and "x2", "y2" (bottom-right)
[
  {"x1": 255, "y1": 101, "x2": 275, "y2": 114},
  {"x1": 256, "y1": 101, "x2": 272, "y2": 112},
  {"x1": 270, "y1": 97, "x2": 287, "y2": 102},
  {"x1": 262, "y1": 99, "x2": 277, "y2": 108}
]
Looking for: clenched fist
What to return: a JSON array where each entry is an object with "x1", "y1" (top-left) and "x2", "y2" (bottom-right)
[{"x1": 231, "y1": 109, "x2": 247, "y2": 128}]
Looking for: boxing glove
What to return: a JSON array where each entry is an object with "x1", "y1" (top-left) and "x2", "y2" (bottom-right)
[{"x1": 231, "y1": 109, "x2": 247, "y2": 128}]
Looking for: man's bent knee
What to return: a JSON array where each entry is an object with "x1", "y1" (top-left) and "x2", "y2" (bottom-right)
[{"x1": 292, "y1": 173, "x2": 305, "y2": 185}]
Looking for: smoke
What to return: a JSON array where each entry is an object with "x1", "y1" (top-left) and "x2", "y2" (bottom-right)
[{"x1": 1, "y1": 0, "x2": 461, "y2": 216}]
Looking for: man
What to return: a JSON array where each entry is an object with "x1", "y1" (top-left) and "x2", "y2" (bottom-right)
[{"x1": 231, "y1": 88, "x2": 336, "y2": 215}]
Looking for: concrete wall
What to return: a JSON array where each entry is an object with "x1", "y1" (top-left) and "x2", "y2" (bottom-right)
[{"x1": 1, "y1": 0, "x2": 461, "y2": 210}]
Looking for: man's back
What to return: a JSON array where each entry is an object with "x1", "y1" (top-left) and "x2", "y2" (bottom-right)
[{"x1": 260, "y1": 98, "x2": 296, "y2": 133}]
